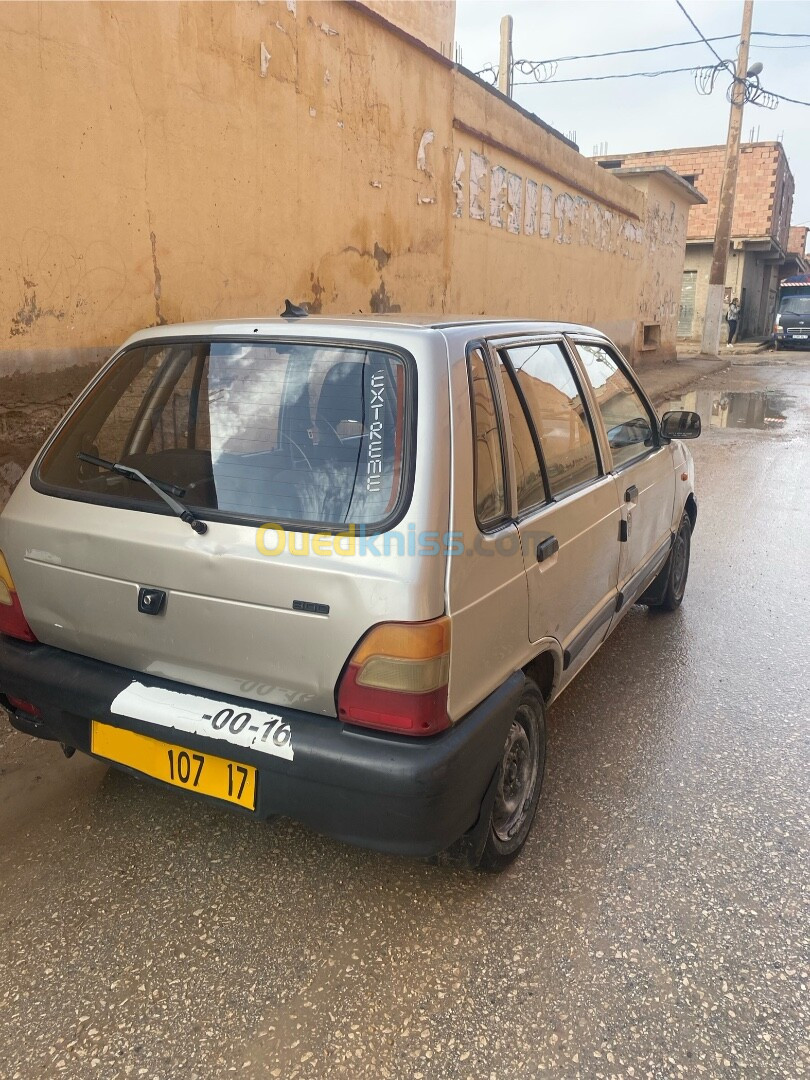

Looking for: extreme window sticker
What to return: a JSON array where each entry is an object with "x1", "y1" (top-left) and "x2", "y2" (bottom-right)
[{"x1": 367, "y1": 370, "x2": 386, "y2": 493}]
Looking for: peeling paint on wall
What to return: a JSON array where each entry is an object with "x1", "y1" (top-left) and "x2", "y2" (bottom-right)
[
  {"x1": 452, "y1": 151, "x2": 465, "y2": 218},
  {"x1": 417, "y1": 130, "x2": 435, "y2": 174},
  {"x1": 507, "y1": 173, "x2": 522, "y2": 236},
  {"x1": 309, "y1": 17, "x2": 338, "y2": 36},
  {"x1": 524, "y1": 179, "x2": 538, "y2": 236},
  {"x1": 286, "y1": 0, "x2": 296, "y2": 13},
  {"x1": 539, "y1": 184, "x2": 552, "y2": 239},
  {"x1": 10, "y1": 291, "x2": 65, "y2": 337},
  {"x1": 309, "y1": 274, "x2": 324, "y2": 313},
  {"x1": 451, "y1": 150, "x2": 646, "y2": 264},
  {"x1": 370, "y1": 280, "x2": 401, "y2": 313},
  {"x1": 623, "y1": 221, "x2": 644, "y2": 247},
  {"x1": 259, "y1": 42, "x2": 270, "y2": 78},
  {"x1": 575, "y1": 196, "x2": 590, "y2": 246},
  {"x1": 489, "y1": 166, "x2": 506, "y2": 229},
  {"x1": 149, "y1": 230, "x2": 166, "y2": 325},
  {"x1": 469, "y1": 151, "x2": 487, "y2": 221},
  {"x1": 554, "y1": 192, "x2": 575, "y2": 245}
]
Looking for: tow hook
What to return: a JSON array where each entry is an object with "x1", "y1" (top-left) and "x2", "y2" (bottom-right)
[{"x1": 61, "y1": 743, "x2": 76, "y2": 758}]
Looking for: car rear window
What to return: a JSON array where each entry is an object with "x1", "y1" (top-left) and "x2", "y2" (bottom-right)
[{"x1": 36, "y1": 340, "x2": 410, "y2": 529}]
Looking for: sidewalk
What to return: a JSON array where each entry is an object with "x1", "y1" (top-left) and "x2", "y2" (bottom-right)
[
  {"x1": 676, "y1": 338, "x2": 770, "y2": 359},
  {"x1": 640, "y1": 353, "x2": 731, "y2": 406}
]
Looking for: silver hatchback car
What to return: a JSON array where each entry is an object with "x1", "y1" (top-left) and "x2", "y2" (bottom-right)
[{"x1": 0, "y1": 316, "x2": 699, "y2": 870}]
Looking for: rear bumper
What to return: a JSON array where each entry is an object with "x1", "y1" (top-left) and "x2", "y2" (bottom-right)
[{"x1": 0, "y1": 636, "x2": 523, "y2": 857}]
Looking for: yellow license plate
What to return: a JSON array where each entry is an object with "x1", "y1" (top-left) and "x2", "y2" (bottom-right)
[{"x1": 91, "y1": 721, "x2": 257, "y2": 810}]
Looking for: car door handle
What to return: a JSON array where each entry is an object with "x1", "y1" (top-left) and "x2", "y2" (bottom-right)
[
  {"x1": 536, "y1": 536, "x2": 559, "y2": 563},
  {"x1": 624, "y1": 484, "x2": 639, "y2": 502}
]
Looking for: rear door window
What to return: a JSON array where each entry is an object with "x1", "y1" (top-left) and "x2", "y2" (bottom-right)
[
  {"x1": 501, "y1": 342, "x2": 600, "y2": 498},
  {"x1": 37, "y1": 341, "x2": 410, "y2": 529}
]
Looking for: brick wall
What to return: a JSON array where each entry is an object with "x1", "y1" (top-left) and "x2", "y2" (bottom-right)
[
  {"x1": 788, "y1": 225, "x2": 808, "y2": 257},
  {"x1": 595, "y1": 143, "x2": 794, "y2": 246}
]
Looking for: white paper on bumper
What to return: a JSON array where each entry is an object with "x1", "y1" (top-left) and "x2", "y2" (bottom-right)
[{"x1": 110, "y1": 682, "x2": 294, "y2": 761}]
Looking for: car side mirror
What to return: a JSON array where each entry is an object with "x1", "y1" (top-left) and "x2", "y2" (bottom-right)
[{"x1": 660, "y1": 410, "x2": 701, "y2": 439}]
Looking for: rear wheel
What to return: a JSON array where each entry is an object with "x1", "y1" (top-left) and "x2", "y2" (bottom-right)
[{"x1": 477, "y1": 680, "x2": 546, "y2": 872}]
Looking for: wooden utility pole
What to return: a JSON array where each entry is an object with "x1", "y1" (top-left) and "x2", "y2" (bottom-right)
[
  {"x1": 498, "y1": 15, "x2": 513, "y2": 98},
  {"x1": 701, "y1": 0, "x2": 754, "y2": 355}
]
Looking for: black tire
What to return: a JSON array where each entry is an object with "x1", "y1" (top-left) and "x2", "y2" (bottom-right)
[
  {"x1": 655, "y1": 512, "x2": 691, "y2": 611},
  {"x1": 476, "y1": 679, "x2": 546, "y2": 873}
]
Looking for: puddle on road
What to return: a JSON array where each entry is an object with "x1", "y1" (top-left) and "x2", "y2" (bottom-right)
[{"x1": 666, "y1": 388, "x2": 792, "y2": 431}]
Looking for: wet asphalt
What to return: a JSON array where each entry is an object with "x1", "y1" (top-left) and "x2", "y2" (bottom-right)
[{"x1": 1, "y1": 357, "x2": 808, "y2": 1080}]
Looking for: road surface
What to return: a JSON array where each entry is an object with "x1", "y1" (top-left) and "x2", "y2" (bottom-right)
[{"x1": 1, "y1": 356, "x2": 808, "y2": 1079}]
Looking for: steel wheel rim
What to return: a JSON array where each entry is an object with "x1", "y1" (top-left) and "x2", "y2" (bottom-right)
[
  {"x1": 672, "y1": 524, "x2": 689, "y2": 597},
  {"x1": 492, "y1": 710, "x2": 538, "y2": 842}
]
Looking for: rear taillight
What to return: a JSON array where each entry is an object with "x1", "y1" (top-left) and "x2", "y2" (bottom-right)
[
  {"x1": 0, "y1": 551, "x2": 38, "y2": 642},
  {"x1": 6, "y1": 695, "x2": 41, "y2": 718},
  {"x1": 337, "y1": 618, "x2": 451, "y2": 736}
]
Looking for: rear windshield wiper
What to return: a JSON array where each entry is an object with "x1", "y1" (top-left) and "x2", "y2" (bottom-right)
[{"x1": 77, "y1": 452, "x2": 208, "y2": 535}]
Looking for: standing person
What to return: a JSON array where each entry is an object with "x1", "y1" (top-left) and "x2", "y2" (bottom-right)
[{"x1": 727, "y1": 297, "x2": 740, "y2": 346}]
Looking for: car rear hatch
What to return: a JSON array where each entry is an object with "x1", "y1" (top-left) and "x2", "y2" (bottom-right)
[{"x1": 0, "y1": 333, "x2": 448, "y2": 716}]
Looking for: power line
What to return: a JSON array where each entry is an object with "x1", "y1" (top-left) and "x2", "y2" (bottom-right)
[
  {"x1": 507, "y1": 63, "x2": 809, "y2": 106},
  {"x1": 474, "y1": 9, "x2": 810, "y2": 107},
  {"x1": 512, "y1": 65, "x2": 699, "y2": 86},
  {"x1": 473, "y1": 31, "x2": 810, "y2": 80},
  {"x1": 514, "y1": 34, "x2": 739, "y2": 66},
  {"x1": 519, "y1": 32, "x2": 810, "y2": 67},
  {"x1": 769, "y1": 90, "x2": 810, "y2": 107},
  {"x1": 674, "y1": 0, "x2": 729, "y2": 68}
]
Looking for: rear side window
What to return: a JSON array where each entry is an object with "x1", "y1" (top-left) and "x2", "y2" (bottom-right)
[
  {"x1": 467, "y1": 347, "x2": 506, "y2": 527},
  {"x1": 37, "y1": 341, "x2": 409, "y2": 529},
  {"x1": 573, "y1": 343, "x2": 656, "y2": 469},
  {"x1": 502, "y1": 342, "x2": 600, "y2": 497}
]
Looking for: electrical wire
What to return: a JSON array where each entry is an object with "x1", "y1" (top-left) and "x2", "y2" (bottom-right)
[
  {"x1": 674, "y1": 0, "x2": 729, "y2": 68},
  {"x1": 471, "y1": 30, "x2": 810, "y2": 79},
  {"x1": 472, "y1": 8, "x2": 810, "y2": 108},
  {"x1": 768, "y1": 90, "x2": 810, "y2": 107},
  {"x1": 674, "y1": 2, "x2": 798, "y2": 109},
  {"x1": 511, "y1": 65, "x2": 700, "y2": 87},
  {"x1": 507, "y1": 63, "x2": 809, "y2": 108}
]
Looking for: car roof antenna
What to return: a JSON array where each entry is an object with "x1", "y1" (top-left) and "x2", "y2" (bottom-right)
[{"x1": 281, "y1": 299, "x2": 309, "y2": 319}]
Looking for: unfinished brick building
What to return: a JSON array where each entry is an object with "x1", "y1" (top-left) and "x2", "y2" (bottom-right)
[{"x1": 594, "y1": 142, "x2": 797, "y2": 343}]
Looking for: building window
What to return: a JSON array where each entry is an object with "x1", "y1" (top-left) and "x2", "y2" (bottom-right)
[
  {"x1": 597, "y1": 159, "x2": 623, "y2": 170},
  {"x1": 642, "y1": 324, "x2": 661, "y2": 350},
  {"x1": 678, "y1": 271, "x2": 697, "y2": 338}
]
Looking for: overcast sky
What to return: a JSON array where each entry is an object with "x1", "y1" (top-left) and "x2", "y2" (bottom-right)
[{"x1": 455, "y1": 0, "x2": 810, "y2": 243}]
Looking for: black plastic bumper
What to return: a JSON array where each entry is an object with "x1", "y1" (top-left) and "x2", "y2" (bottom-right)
[{"x1": 0, "y1": 636, "x2": 523, "y2": 857}]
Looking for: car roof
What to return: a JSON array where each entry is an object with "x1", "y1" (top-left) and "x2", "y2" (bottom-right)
[{"x1": 121, "y1": 315, "x2": 609, "y2": 349}]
